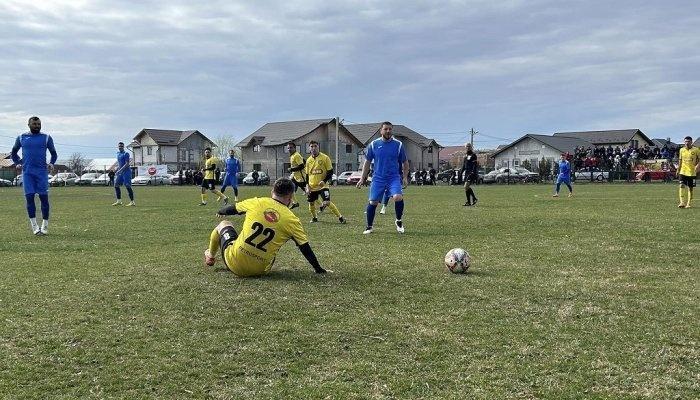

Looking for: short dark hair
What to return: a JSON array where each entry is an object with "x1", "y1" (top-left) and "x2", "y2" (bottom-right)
[
  {"x1": 28, "y1": 116, "x2": 40, "y2": 123},
  {"x1": 381, "y1": 121, "x2": 393, "y2": 127},
  {"x1": 273, "y1": 177, "x2": 294, "y2": 197},
  {"x1": 287, "y1": 142, "x2": 296, "y2": 148},
  {"x1": 684, "y1": 136, "x2": 693, "y2": 141},
  {"x1": 309, "y1": 140, "x2": 319, "y2": 146},
  {"x1": 118, "y1": 142, "x2": 124, "y2": 146},
  {"x1": 204, "y1": 147, "x2": 211, "y2": 152}
]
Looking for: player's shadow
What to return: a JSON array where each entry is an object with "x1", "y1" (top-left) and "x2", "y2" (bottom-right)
[{"x1": 212, "y1": 267, "x2": 313, "y2": 281}]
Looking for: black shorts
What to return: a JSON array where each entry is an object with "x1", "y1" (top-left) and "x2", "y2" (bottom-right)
[
  {"x1": 307, "y1": 188, "x2": 331, "y2": 203},
  {"x1": 292, "y1": 179, "x2": 307, "y2": 192},
  {"x1": 219, "y1": 226, "x2": 238, "y2": 266},
  {"x1": 202, "y1": 179, "x2": 216, "y2": 190},
  {"x1": 464, "y1": 172, "x2": 477, "y2": 184},
  {"x1": 679, "y1": 174, "x2": 696, "y2": 187}
]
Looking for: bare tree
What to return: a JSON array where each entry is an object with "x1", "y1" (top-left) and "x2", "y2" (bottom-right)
[
  {"x1": 67, "y1": 152, "x2": 87, "y2": 174},
  {"x1": 214, "y1": 135, "x2": 240, "y2": 160}
]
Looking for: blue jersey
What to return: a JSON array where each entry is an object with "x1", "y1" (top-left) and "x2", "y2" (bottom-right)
[
  {"x1": 225, "y1": 156, "x2": 240, "y2": 174},
  {"x1": 11, "y1": 132, "x2": 58, "y2": 172},
  {"x1": 558, "y1": 160, "x2": 571, "y2": 177},
  {"x1": 365, "y1": 137, "x2": 407, "y2": 181},
  {"x1": 117, "y1": 150, "x2": 130, "y2": 173}
]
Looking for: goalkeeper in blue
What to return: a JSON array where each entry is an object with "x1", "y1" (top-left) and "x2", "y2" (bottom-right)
[
  {"x1": 11, "y1": 116, "x2": 58, "y2": 235},
  {"x1": 112, "y1": 142, "x2": 135, "y2": 206},
  {"x1": 220, "y1": 149, "x2": 240, "y2": 202}
]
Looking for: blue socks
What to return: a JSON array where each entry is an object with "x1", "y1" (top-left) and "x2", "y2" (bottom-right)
[
  {"x1": 395, "y1": 200, "x2": 404, "y2": 221},
  {"x1": 366, "y1": 203, "x2": 378, "y2": 227},
  {"x1": 39, "y1": 194, "x2": 49, "y2": 219},
  {"x1": 126, "y1": 187, "x2": 134, "y2": 201},
  {"x1": 115, "y1": 186, "x2": 122, "y2": 199},
  {"x1": 25, "y1": 194, "x2": 36, "y2": 218}
]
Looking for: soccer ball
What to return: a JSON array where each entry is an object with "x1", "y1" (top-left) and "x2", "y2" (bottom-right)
[{"x1": 444, "y1": 248, "x2": 470, "y2": 273}]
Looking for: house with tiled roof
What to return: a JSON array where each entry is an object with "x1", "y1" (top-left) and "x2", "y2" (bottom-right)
[
  {"x1": 236, "y1": 118, "x2": 364, "y2": 180},
  {"x1": 553, "y1": 129, "x2": 653, "y2": 148},
  {"x1": 491, "y1": 134, "x2": 593, "y2": 170},
  {"x1": 345, "y1": 123, "x2": 443, "y2": 171},
  {"x1": 130, "y1": 129, "x2": 215, "y2": 172}
]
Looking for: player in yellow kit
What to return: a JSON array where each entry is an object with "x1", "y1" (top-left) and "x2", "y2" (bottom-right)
[
  {"x1": 203, "y1": 177, "x2": 329, "y2": 276},
  {"x1": 677, "y1": 136, "x2": 700, "y2": 208},
  {"x1": 305, "y1": 140, "x2": 346, "y2": 224},
  {"x1": 199, "y1": 147, "x2": 228, "y2": 206}
]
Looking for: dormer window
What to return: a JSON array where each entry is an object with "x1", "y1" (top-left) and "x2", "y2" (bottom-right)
[{"x1": 253, "y1": 144, "x2": 261, "y2": 152}]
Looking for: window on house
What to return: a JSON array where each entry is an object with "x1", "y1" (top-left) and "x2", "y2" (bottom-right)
[
  {"x1": 147, "y1": 146, "x2": 152, "y2": 155},
  {"x1": 253, "y1": 163, "x2": 261, "y2": 171},
  {"x1": 427, "y1": 146, "x2": 433, "y2": 153},
  {"x1": 428, "y1": 163, "x2": 433, "y2": 168},
  {"x1": 513, "y1": 159, "x2": 520, "y2": 167},
  {"x1": 345, "y1": 163, "x2": 353, "y2": 171},
  {"x1": 253, "y1": 145, "x2": 261, "y2": 152},
  {"x1": 283, "y1": 163, "x2": 291, "y2": 173},
  {"x1": 631, "y1": 140, "x2": 639, "y2": 149},
  {"x1": 345, "y1": 144, "x2": 352, "y2": 153}
]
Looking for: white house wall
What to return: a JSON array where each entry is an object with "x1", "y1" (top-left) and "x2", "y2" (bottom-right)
[{"x1": 493, "y1": 138, "x2": 561, "y2": 169}]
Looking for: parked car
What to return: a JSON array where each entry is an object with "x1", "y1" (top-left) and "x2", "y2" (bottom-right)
[
  {"x1": 242, "y1": 171, "x2": 270, "y2": 185},
  {"x1": 75, "y1": 172, "x2": 101, "y2": 186},
  {"x1": 337, "y1": 171, "x2": 354, "y2": 185},
  {"x1": 0, "y1": 178, "x2": 13, "y2": 187},
  {"x1": 573, "y1": 167, "x2": 609, "y2": 182},
  {"x1": 438, "y1": 169, "x2": 458, "y2": 183},
  {"x1": 345, "y1": 171, "x2": 372, "y2": 185},
  {"x1": 515, "y1": 167, "x2": 540, "y2": 183},
  {"x1": 49, "y1": 172, "x2": 78, "y2": 186},
  {"x1": 482, "y1": 168, "x2": 524, "y2": 184},
  {"x1": 91, "y1": 173, "x2": 110, "y2": 185},
  {"x1": 131, "y1": 175, "x2": 168, "y2": 185},
  {"x1": 13, "y1": 175, "x2": 23, "y2": 186},
  {"x1": 634, "y1": 170, "x2": 673, "y2": 182}
]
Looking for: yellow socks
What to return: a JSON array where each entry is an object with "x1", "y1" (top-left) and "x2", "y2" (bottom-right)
[
  {"x1": 309, "y1": 203, "x2": 317, "y2": 219},
  {"x1": 201, "y1": 193, "x2": 207, "y2": 203},
  {"x1": 327, "y1": 202, "x2": 341, "y2": 217}
]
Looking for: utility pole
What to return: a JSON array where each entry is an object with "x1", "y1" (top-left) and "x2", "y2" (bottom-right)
[
  {"x1": 469, "y1": 127, "x2": 478, "y2": 146},
  {"x1": 335, "y1": 116, "x2": 340, "y2": 172}
]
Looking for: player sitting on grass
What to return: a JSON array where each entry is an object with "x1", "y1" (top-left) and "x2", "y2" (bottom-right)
[{"x1": 204, "y1": 177, "x2": 329, "y2": 277}]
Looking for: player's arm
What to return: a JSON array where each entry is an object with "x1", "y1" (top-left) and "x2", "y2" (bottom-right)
[
  {"x1": 357, "y1": 159, "x2": 371, "y2": 188},
  {"x1": 402, "y1": 160, "x2": 410, "y2": 187},
  {"x1": 217, "y1": 204, "x2": 245, "y2": 216},
  {"x1": 324, "y1": 168, "x2": 334, "y2": 183},
  {"x1": 297, "y1": 243, "x2": 327, "y2": 274},
  {"x1": 11, "y1": 136, "x2": 22, "y2": 167},
  {"x1": 289, "y1": 159, "x2": 305, "y2": 172},
  {"x1": 47, "y1": 136, "x2": 57, "y2": 170}
]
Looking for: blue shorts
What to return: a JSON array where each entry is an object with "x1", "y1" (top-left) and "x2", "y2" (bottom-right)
[
  {"x1": 222, "y1": 175, "x2": 237, "y2": 187},
  {"x1": 369, "y1": 178, "x2": 402, "y2": 202},
  {"x1": 23, "y1": 170, "x2": 49, "y2": 195},
  {"x1": 556, "y1": 175, "x2": 571, "y2": 184},
  {"x1": 115, "y1": 172, "x2": 132, "y2": 187}
]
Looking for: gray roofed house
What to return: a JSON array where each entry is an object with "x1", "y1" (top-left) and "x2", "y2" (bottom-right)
[
  {"x1": 694, "y1": 138, "x2": 700, "y2": 147},
  {"x1": 346, "y1": 123, "x2": 444, "y2": 171},
  {"x1": 651, "y1": 138, "x2": 677, "y2": 148},
  {"x1": 491, "y1": 134, "x2": 593, "y2": 171},
  {"x1": 553, "y1": 129, "x2": 654, "y2": 147},
  {"x1": 130, "y1": 128, "x2": 216, "y2": 172},
  {"x1": 236, "y1": 118, "x2": 365, "y2": 182}
]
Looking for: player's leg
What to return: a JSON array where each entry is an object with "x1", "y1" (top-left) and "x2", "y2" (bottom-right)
[
  {"x1": 35, "y1": 173, "x2": 51, "y2": 234},
  {"x1": 364, "y1": 181, "x2": 385, "y2": 233},
  {"x1": 322, "y1": 189, "x2": 345, "y2": 223},
  {"x1": 124, "y1": 176, "x2": 135, "y2": 205},
  {"x1": 113, "y1": 175, "x2": 123, "y2": 205},
  {"x1": 687, "y1": 184, "x2": 693, "y2": 208},
  {"x1": 205, "y1": 220, "x2": 237, "y2": 266},
  {"x1": 232, "y1": 182, "x2": 239, "y2": 201},
  {"x1": 389, "y1": 179, "x2": 405, "y2": 233},
  {"x1": 22, "y1": 173, "x2": 40, "y2": 234},
  {"x1": 380, "y1": 189, "x2": 390, "y2": 214},
  {"x1": 200, "y1": 181, "x2": 208, "y2": 205},
  {"x1": 553, "y1": 178, "x2": 562, "y2": 197},
  {"x1": 307, "y1": 191, "x2": 319, "y2": 222},
  {"x1": 463, "y1": 180, "x2": 471, "y2": 206},
  {"x1": 290, "y1": 180, "x2": 301, "y2": 209},
  {"x1": 566, "y1": 180, "x2": 573, "y2": 197}
]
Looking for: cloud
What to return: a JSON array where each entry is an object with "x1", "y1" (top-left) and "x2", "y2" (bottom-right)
[{"x1": 0, "y1": 0, "x2": 699, "y2": 151}]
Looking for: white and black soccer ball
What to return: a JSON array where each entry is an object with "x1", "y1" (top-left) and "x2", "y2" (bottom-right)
[{"x1": 444, "y1": 248, "x2": 471, "y2": 273}]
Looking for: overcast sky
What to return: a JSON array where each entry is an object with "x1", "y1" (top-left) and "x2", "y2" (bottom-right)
[{"x1": 1, "y1": 0, "x2": 699, "y2": 157}]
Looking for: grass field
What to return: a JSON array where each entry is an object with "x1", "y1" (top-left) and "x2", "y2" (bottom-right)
[{"x1": 0, "y1": 183, "x2": 697, "y2": 399}]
